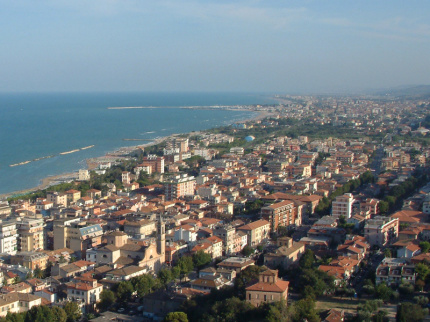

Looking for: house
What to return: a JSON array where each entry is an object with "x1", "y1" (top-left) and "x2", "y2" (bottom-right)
[
  {"x1": 264, "y1": 240, "x2": 305, "y2": 270},
  {"x1": 245, "y1": 269, "x2": 289, "y2": 307},
  {"x1": 0, "y1": 293, "x2": 42, "y2": 317},
  {"x1": 364, "y1": 216, "x2": 399, "y2": 247},
  {"x1": 66, "y1": 276, "x2": 103, "y2": 311},
  {"x1": 217, "y1": 257, "x2": 255, "y2": 273}
]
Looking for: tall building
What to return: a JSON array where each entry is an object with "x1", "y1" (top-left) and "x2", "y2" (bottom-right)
[
  {"x1": 332, "y1": 193, "x2": 355, "y2": 219},
  {"x1": 261, "y1": 200, "x2": 297, "y2": 233},
  {"x1": 163, "y1": 174, "x2": 196, "y2": 200},
  {"x1": 0, "y1": 221, "x2": 18, "y2": 255},
  {"x1": 17, "y1": 218, "x2": 45, "y2": 252},
  {"x1": 365, "y1": 216, "x2": 399, "y2": 247},
  {"x1": 142, "y1": 155, "x2": 165, "y2": 174}
]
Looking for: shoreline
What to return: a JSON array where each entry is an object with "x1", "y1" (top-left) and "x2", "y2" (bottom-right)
[{"x1": 0, "y1": 108, "x2": 274, "y2": 200}]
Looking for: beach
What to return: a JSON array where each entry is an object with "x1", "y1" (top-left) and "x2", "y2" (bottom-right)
[{"x1": 0, "y1": 108, "x2": 274, "y2": 200}]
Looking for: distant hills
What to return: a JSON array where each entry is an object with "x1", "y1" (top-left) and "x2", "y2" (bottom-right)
[{"x1": 372, "y1": 85, "x2": 430, "y2": 99}]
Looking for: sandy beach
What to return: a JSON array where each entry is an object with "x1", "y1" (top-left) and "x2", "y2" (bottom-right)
[{"x1": 0, "y1": 107, "x2": 273, "y2": 200}]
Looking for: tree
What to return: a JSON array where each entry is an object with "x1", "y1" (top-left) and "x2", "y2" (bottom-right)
[
  {"x1": 419, "y1": 241, "x2": 430, "y2": 253},
  {"x1": 415, "y1": 263, "x2": 430, "y2": 281},
  {"x1": 158, "y1": 268, "x2": 173, "y2": 288},
  {"x1": 378, "y1": 201, "x2": 389, "y2": 214},
  {"x1": 299, "y1": 249, "x2": 315, "y2": 269},
  {"x1": 192, "y1": 250, "x2": 212, "y2": 270},
  {"x1": 375, "y1": 283, "x2": 392, "y2": 302},
  {"x1": 163, "y1": 312, "x2": 188, "y2": 322},
  {"x1": 51, "y1": 307, "x2": 67, "y2": 322},
  {"x1": 33, "y1": 266, "x2": 45, "y2": 279},
  {"x1": 177, "y1": 256, "x2": 194, "y2": 280},
  {"x1": 397, "y1": 302, "x2": 426, "y2": 322},
  {"x1": 116, "y1": 280, "x2": 134, "y2": 303},
  {"x1": 234, "y1": 265, "x2": 264, "y2": 298},
  {"x1": 97, "y1": 290, "x2": 116, "y2": 312},
  {"x1": 241, "y1": 245, "x2": 254, "y2": 257},
  {"x1": 398, "y1": 282, "x2": 414, "y2": 295},
  {"x1": 63, "y1": 302, "x2": 81, "y2": 322}
]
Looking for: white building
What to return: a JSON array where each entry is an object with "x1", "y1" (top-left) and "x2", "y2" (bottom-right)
[
  {"x1": 78, "y1": 169, "x2": 90, "y2": 181},
  {"x1": 0, "y1": 221, "x2": 18, "y2": 255},
  {"x1": 332, "y1": 193, "x2": 355, "y2": 219}
]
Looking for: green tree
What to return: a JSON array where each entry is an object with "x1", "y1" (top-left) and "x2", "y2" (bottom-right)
[
  {"x1": 158, "y1": 268, "x2": 173, "y2": 288},
  {"x1": 241, "y1": 245, "x2": 254, "y2": 257},
  {"x1": 163, "y1": 312, "x2": 188, "y2": 322},
  {"x1": 192, "y1": 250, "x2": 212, "y2": 270},
  {"x1": 176, "y1": 256, "x2": 194, "y2": 281},
  {"x1": 63, "y1": 302, "x2": 81, "y2": 322},
  {"x1": 397, "y1": 302, "x2": 426, "y2": 322},
  {"x1": 419, "y1": 241, "x2": 430, "y2": 253},
  {"x1": 375, "y1": 283, "x2": 392, "y2": 302},
  {"x1": 97, "y1": 289, "x2": 116, "y2": 312},
  {"x1": 378, "y1": 201, "x2": 389, "y2": 214},
  {"x1": 51, "y1": 307, "x2": 67, "y2": 322},
  {"x1": 415, "y1": 263, "x2": 430, "y2": 281},
  {"x1": 299, "y1": 249, "x2": 315, "y2": 269},
  {"x1": 116, "y1": 280, "x2": 134, "y2": 303}
]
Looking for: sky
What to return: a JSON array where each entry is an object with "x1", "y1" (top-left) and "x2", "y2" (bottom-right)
[{"x1": 1, "y1": 0, "x2": 429, "y2": 94}]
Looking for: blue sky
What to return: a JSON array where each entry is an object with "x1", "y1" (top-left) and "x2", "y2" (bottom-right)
[{"x1": 1, "y1": 0, "x2": 429, "y2": 93}]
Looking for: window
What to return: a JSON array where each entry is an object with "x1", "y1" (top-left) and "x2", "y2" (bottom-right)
[
  {"x1": 248, "y1": 294, "x2": 251, "y2": 300},
  {"x1": 264, "y1": 295, "x2": 267, "y2": 301}
]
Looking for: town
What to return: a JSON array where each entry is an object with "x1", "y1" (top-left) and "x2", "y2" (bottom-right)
[{"x1": 2, "y1": 94, "x2": 430, "y2": 321}]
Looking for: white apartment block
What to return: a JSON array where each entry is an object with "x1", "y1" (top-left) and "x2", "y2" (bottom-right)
[
  {"x1": 332, "y1": 193, "x2": 355, "y2": 219},
  {"x1": 0, "y1": 221, "x2": 18, "y2": 255}
]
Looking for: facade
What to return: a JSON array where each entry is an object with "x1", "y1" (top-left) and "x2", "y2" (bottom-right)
[
  {"x1": 142, "y1": 155, "x2": 165, "y2": 174},
  {"x1": 364, "y1": 216, "x2": 399, "y2": 247},
  {"x1": 237, "y1": 220, "x2": 270, "y2": 247},
  {"x1": 0, "y1": 293, "x2": 42, "y2": 317},
  {"x1": 331, "y1": 193, "x2": 355, "y2": 219},
  {"x1": 124, "y1": 220, "x2": 156, "y2": 238},
  {"x1": 0, "y1": 221, "x2": 18, "y2": 255},
  {"x1": 261, "y1": 200, "x2": 296, "y2": 232},
  {"x1": 245, "y1": 269, "x2": 289, "y2": 307},
  {"x1": 164, "y1": 174, "x2": 196, "y2": 200},
  {"x1": 17, "y1": 218, "x2": 45, "y2": 252}
]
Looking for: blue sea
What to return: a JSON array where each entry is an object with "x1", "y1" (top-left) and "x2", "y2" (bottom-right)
[{"x1": 0, "y1": 92, "x2": 274, "y2": 195}]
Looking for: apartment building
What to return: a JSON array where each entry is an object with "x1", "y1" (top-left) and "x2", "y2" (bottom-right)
[
  {"x1": 0, "y1": 221, "x2": 18, "y2": 255},
  {"x1": 142, "y1": 155, "x2": 165, "y2": 174},
  {"x1": 16, "y1": 218, "x2": 45, "y2": 252},
  {"x1": 332, "y1": 193, "x2": 355, "y2": 219},
  {"x1": 164, "y1": 174, "x2": 196, "y2": 201},
  {"x1": 365, "y1": 216, "x2": 399, "y2": 247},
  {"x1": 238, "y1": 220, "x2": 270, "y2": 247},
  {"x1": 261, "y1": 200, "x2": 296, "y2": 232}
]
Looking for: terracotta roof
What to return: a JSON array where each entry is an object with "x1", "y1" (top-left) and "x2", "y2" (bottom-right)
[{"x1": 246, "y1": 280, "x2": 289, "y2": 293}]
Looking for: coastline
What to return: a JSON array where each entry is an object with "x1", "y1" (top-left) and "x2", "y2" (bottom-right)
[{"x1": 0, "y1": 109, "x2": 273, "y2": 200}]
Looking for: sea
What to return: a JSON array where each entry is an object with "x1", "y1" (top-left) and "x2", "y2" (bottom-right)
[{"x1": 0, "y1": 92, "x2": 275, "y2": 195}]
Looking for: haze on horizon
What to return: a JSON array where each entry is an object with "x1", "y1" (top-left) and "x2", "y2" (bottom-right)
[{"x1": 1, "y1": 0, "x2": 429, "y2": 94}]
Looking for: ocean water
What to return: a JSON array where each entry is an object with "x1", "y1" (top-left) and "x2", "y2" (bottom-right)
[{"x1": 0, "y1": 92, "x2": 274, "y2": 195}]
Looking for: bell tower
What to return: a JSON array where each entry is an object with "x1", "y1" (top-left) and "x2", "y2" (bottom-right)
[{"x1": 157, "y1": 214, "x2": 166, "y2": 261}]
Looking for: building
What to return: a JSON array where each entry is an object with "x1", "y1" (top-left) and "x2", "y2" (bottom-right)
[
  {"x1": 78, "y1": 169, "x2": 90, "y2": 181},
  {"x1": 17, "y1": 218, "x2": 45, "y2": 252},
  {"x1": 264, "y1": 239, "x2": 305, "y2": 270},
  {"x1": 332, "y1": 193, "x2": 355, "y2": 219},
  {"x1": 261, "y1": 200, "x2": 296, "y2": 232},
  {"x1": 245, "y1": 269, "x2": 289, "y2": 307},
  {"x1": 376, "y1": 258, "x2": 416, "y2": 286},
  {"x1": 237, "y1": 220, "x2": 270, "y2": 247},
  {"x1": 66, "y1": 276, "x2": 103, "y2": 311},
  {"x1": 124, "y1": 220, "x2": 156, "y2": 239},
  {"x1": 0, "y1": 293, "x2": 42, "y2": 317},
  {"x1": 0, "y1": 221, "x2": 18, "y2": 255},
  {"x1": 53, "y1": 219, "x2": 103, "y2": 258},
  {"x1": 364, "y1": 216, "x2": 399, "y2": 247},
  {"x1": 142, "y1": 155, "x2": 165, "y2": 174},
  {"x1": 163, "y1": 174, "x2": 196, "y2": 201}
]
